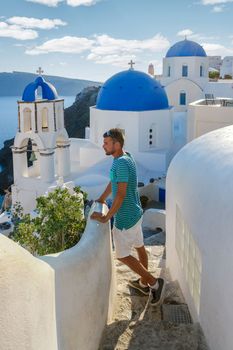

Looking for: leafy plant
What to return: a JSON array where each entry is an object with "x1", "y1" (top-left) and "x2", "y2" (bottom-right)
[
  {"x1": 224, "y1": 74, "x2": 232, "y2": 79},
  {"x1": 209, "y1": 71, "x2": 220, "y2": 79},
  {"x1": 12, "y1": 186, "x2": 86, "y2": 255}
]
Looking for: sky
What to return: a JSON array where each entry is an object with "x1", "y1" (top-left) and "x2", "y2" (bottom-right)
[{"x1": 1, "y1": 0, "x2": 233, "y2": 82}]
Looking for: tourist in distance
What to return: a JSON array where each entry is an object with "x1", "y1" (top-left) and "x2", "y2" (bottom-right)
[{"x1": 90, "y1": 128, "x2": 165, "y2": 306}]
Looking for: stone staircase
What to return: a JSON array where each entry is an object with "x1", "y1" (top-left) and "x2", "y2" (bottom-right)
[{"x1": 99, "y1": 234, "x2": 209, "y2": 350}]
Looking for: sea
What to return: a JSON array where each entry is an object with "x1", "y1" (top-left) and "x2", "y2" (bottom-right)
[{"x1": 0, "y1": 95, "x2": 76, "y2": 149}]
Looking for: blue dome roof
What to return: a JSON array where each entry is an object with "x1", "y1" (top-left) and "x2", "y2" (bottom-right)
[
  {"x1": 166, "y1": 39, "x2": 207, "y2": 58},
  {"x1": 22, "y1": 76, "x2": 58, "y2": 102},
  {"x1": 96, "y1": 69, "x2": 169, "y2": 111}
]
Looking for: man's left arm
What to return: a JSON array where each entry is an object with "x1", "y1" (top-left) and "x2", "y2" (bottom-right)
[{"x1": 91, "y1": 182, "x2": 127, "y2": 223}]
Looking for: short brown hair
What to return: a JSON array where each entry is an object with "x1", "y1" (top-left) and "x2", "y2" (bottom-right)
[{"x1": 103, "y1": 128, "x2": 125, "y2": 147}]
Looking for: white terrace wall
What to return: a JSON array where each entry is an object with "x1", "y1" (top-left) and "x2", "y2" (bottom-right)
[
  {"x1": 166, "y1": 125, "x2": 233, "y2": 350},
  {"x1": 0, "y1": 203, "x2": 115, "y2": 350}
]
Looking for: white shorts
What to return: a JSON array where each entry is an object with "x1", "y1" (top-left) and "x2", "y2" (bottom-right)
[{"x1": 112, "y1": 218, "x2": 144, "y2": 259}]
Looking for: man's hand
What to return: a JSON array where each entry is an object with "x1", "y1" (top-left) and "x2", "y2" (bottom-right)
[
  {"x1": 95, "y1": 198, "x2": 107, "y2": 204},
  {"x1": 90, "y1": 211, "x2": 109, "y2": 223}
]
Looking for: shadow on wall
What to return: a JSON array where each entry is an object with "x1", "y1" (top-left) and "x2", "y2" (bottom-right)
[{"x1": 41, "y1": 202, "x2": 116, "y2": 350}]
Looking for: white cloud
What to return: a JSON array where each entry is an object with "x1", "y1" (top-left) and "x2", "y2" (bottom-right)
[
  {"x1": 0, "y1": 22, "x2": 38, "y2": 40},
  {"x1": 177, "y1": 29, "x2": 194, "y2": 37},
  {"x1": 212, "y1": 5, "x2": 224, "y2": 10},
  {"x1": 202, "y1": 42, "x2": 233, "y2": 55},
  {"x1": 26, "y1": 0, "x2": 62, "y2": 6},
  {"x1": 66, "y1": 0, "x2": 99, "y2": 6},
  {"x1": 177, "y1": 29, "x2": 219, "y2": 41},
  {"x1": 201, "y1": 0, "x2": 233, "y2": 4},
  {"x1": 92, "y1": 34, "x2": 169, "y2": 56},
  {"x1": 7, "y1": 17, "x2": 67, "y2": 29},
  {"x1": 86, "y1": 34, "x2": 169, "y2": 67},
  {"x1": 27, "y1": 0, "x2": 100, "y2": 6},
  {"x1": 87, "y1": 53, "x2": 137, "y2": 67},
  {"x1": 25, "y1": 33, "x2": 170, "y2": 64},
  {"x1": 25, "y1": 36, "x2": 94, "y2": 55}
]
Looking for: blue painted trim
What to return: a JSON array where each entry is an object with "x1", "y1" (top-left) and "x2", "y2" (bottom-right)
[{"x1": 22, "y1": 76, "x2": 58, "y2": 102}]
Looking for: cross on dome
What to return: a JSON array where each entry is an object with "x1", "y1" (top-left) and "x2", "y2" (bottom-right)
[
  {"x1": 128, "y1": 60, "x2": 135, "y2": 70},
  {"x1": 36, "y1": 67, "x2": 44, "y2": 76}
]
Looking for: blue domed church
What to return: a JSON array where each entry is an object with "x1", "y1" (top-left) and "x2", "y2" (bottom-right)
[
  {"x1": 161, "y1": 39, "x2": 209, "y2": 112},
  {"x1": 12, "y1": 74, "x2": 71, "y2": 212},
  {"x1": 70, "y1": 67, "x2": 173, "y2": 182}
]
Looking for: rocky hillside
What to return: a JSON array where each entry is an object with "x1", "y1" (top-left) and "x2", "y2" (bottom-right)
[
  {"x1": 0, "y1": 86, "x2": 101, "y2": 193},
  {"x1": 64, "y1": 86, "x2": 101, "y2": 138}
]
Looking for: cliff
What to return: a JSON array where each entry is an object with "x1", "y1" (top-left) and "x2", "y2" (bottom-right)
[{"x1": 64, "y1": 86, "x2": 100, "y2": 138}]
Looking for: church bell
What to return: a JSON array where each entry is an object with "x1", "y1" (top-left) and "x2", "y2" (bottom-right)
[{"x1": 29, "y1": 151, "x2": 37, "y2": 162}]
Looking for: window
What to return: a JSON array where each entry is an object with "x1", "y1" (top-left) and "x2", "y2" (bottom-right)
[
  {"x1": 200, "y1": 65, "x2": 203, "y2": 77},
  {"x1": 182, "y1": 65, "x2": 188, "y2": 77},
  {"x1": 180, "y1": 92, "x2": 186, "y2": 105},
  {"x1": 168, "y1": 65, "x2": 171, "y2": 77},
  {"x1": 149, "y1": 124, "x2": 156, "y2": 148},
  {"x1": 41, "y1": 107, "x2": 49, "y2": 132},
  {"x1": 23, "y1": 108, "x2": 32, "y2": 132}
]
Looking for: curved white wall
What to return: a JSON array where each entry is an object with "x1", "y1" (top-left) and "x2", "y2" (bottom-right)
[
  {"x1": 165, "y1": 79, "x2": 203, "y2": 112},
  {"x1": 166, "y1": 125, "x2": 233, "y2": 350},
  {"x1": 0, "y1": 202, "x2": 115, "y2": 350}
]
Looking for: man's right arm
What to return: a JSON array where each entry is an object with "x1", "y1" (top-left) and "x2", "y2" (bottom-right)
[{"x1": 96, "y1": 182, "x2": 112, "y2": 203}]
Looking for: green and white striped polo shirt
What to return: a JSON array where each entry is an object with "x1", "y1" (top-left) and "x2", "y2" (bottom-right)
[{"x1": 110, "y1": 152, "x2": 143, "y2": 230}]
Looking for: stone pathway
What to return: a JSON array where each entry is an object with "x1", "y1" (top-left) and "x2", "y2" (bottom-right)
[{"x1": 99, "y1": 233, "x2": 209, "y2": 350}]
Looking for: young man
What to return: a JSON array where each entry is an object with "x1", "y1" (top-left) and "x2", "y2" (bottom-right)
[{"x1": 91, "y1": 128, "x2": 165, "y2": 306}]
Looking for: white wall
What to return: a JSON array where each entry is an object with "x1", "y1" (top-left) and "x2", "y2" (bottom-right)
[
  {"x1": 90, "y1": 107, "x2": 139, "y2": 152},
  {"x1": 0, "y1": 202, "x2": 115, "y2": 350},
  {"x1": 220, "y1": 56, "x2": 233, "y2": 78},
  {"x1": 165, "y1": 79, "x2": 203, "y2": 112},
  {"x1": 162, "y1": 56, "x2": 208, "y2": 88},
  {"x1": 138, "y1": 109, "x2": 172, "y2": 151},
  {"x1": 166, "y1": 125, "x2": 233, "y2": 350},
  {"x1": 187, "y1": 101, "x2": 233, "y2": 142},
  {"x1": 205, "y1": 80, "x2": 233, "y2": 98},
  {"x1": 0, "y1": 235, "x2": 58, "y2": 350},
  {"x1": 89, "y1": 107, "x2": 172, "y2": 173},
  {"x1": 142, "y1": 208, "x2": 166, "y2": 232}
]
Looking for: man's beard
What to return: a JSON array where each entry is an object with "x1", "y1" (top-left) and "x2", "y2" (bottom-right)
[
  {"x1": 104, "y1": 148, "x2": 115, "y2": 155},
  {"x1": 105, "y1": 151, "x2": 113, "y2": 155}
]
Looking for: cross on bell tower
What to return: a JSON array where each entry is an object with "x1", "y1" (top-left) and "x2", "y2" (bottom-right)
[
  {"x1": 128, "y1": 60, "x2": 135, "y2": 70},
  {"x1": 36, "y1": 67, "x2": 44, "y2": 76}
]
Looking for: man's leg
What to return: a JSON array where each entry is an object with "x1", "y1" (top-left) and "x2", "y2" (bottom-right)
[
  {"x1": 135, "y1": 246, "x2": 148, "y2": 285},
  {"x1": 118, "y1": 255, "x2": 156, "y2": 286},
  {"x1": 119, "y1": 255, "x2": 165, "y2": 305}
]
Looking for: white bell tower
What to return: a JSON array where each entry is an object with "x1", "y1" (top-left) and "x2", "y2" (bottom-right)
[{"x1": 12, "y1": 68, "x2": 71, "y2": 212}]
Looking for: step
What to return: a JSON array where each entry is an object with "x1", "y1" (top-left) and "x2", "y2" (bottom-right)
[{"x1": 101, "y1": 241, "x2": 209, "y2": 350}]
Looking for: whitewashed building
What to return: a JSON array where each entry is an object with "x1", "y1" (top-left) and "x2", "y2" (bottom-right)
[
  {"x1": 220, "y1": 56, "x2": 233, "y2": 78},
  {"x1": 166, "y1": 125, "x2": 233, "y2": 350},
  {"x1": 161, "y1": 39, "x2": 209, "y2": 112},
  {"x1": 12, "y1": 76, "x2": 71, "y2": 212}
]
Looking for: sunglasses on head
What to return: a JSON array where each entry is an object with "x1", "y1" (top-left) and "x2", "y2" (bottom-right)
[{"x1": 103, "y1": 130, "x2": 114, "y2": 138}]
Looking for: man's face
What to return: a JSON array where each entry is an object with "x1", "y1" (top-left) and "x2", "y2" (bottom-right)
[{"x1": 103, "y1": 137, "x2": 116, "y2": 155}]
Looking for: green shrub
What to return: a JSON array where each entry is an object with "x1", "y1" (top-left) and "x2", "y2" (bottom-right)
[
  {"x1": 12, "y1": 186, "x2": 86, "y2": 255},
  {"x1": 224, "y1": 74, "x2": 232, "y2": 79},
  {"x1": 209, "y1": 71, "x2": 220, "y2": 79}
]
